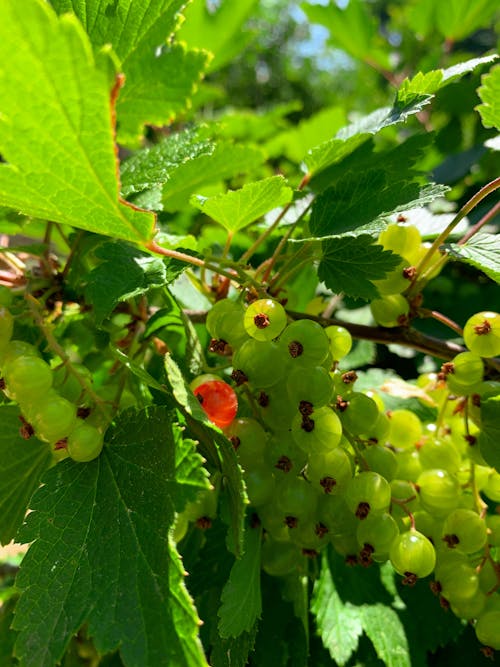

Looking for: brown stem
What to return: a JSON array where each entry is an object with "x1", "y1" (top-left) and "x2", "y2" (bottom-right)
[
  {"x1": 418, "y1": 308, "x2": 463, "y2": 336},
  {"x1": 414, "y1": 176, "x2": 500, "y2": 278}
]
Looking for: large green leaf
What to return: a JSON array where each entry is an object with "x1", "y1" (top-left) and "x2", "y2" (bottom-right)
[
  {"x1": 0, "y1": 0, "x2": 155, "y2": 243},
  {"x1": 13, "y1": 407, "x2": 208, "y2": 667},
  {"x1": 311, "y1": 553, "x2": 363, "y2": 666},
  {"x1": 446, "y1": 233, "x2": 500, "y2": 284},
  {"x1": 318, "y1": 235, "x2": 402, "y2": 300},
  {"x1": 51, "y1": 0, "x2": 210, "y2": 145},
  {"x1": 477, "y1": 64, "x2": 500, "y2": 131},
  {"x1": 218, "y1": 524, "x2": 263, "y2": 638},
  {"x1": 308, "y1": 171, "x2": 446, "y2": 240},
  {"x1": 191, "y1": 176, "x2": 293, "y2": 233},
  {"x1": 0, "y1": 406, "x2": 52, "y2": 546}
]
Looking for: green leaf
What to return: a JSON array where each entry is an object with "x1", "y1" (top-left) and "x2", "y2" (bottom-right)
[
  {"x1": 172, "y1": 426, "x2": 212, "y2": 514},
  {"x1": 50, "y1": 0, "x2": 209, "y2": 145},
  {"x1": 191, "y1": 176, "x2": 293, "y2": 233},
  {"x1": 318, "y1": 235, "x2": 402, "y2": 300},
  {"x1": 435, "y1": 0, "x2": 499, "y2": 40},
  {"x1": 116, "y1": 43, "x2": 209, "y2": 146},
  {"x1": 446, "y1": 233, "x2": 500, "y2": 284},
  {"x1": 304, "y1": 97, "x2": 440, "y2": 179},
  {"x1": 397, "y1": 55, "x2": 498, "y2": 107},
  {"x1": 252, "y1": 574, "x2": 308, "y2": 667},
  {"x1": 311, "y1": 553, "x2": 363, "y2": 666},
  {"x1": 210, "y1": 625, "x2": 258, "y2": 667},
  {"x1": 0, "y1": 0, "x2": 155, "y2": 243},
  {"x1": 163, "y1": 354, "x2": 247, "y2": 555},
  {"x1": 13, "y1": 407, "x2": 208, "y2": 667},
  {"x1": 307, "y1": 170, "x2": 446, "y2": 239},
  {"x1": 302, "y1": 0, "x2": 389, "y2": 68},
  {"x1": 361, "y1": 605, "x2": 410, "y2": 667},
  {"x1": 177, "y1": 0, "x2": 258, "y2": 72},
  {"x1": 162, "y1": 143, "x2": 265, "y2": 213},
  {"x1": 0, "y1": 596, "x2": 18, "y2": 667},
  {"x1": 478, "y1": 394, "x2": 500, "y2": 471},
  {"x1": 84, "y1": 241, "x2": 180, "y2": 324},
  {"x1": 0, "y1": 405, "x2": 52, "y2": 546},
  {"x1": 120, "y1": 128, "x2": 213, "y2": 197},
  {"x1": 218, "y1": 524, "x2": 262, "y2": 638},
  {"x1": 266, "y1": 106, "x2": 347, "y2": 163},
  {"x1": 477, "y1": 64, "x2": 500, "y2": 131},
  {"x1": 304, "y1": 133, "x2": 370, "y2": 179},
  {"x1": 110, "y1": 347, "x2": 170, "y2": 394},
  {"x1": 396, "y1": 576, "x2": 464, "y2": 658}
]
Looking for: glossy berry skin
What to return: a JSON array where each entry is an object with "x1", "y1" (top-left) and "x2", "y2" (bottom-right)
[
  {"x1": 370, "y1": 294, "x2": 409, "y2": 328},
  {"x1": 67, "y1": 421, "x2": 104, "y2": 462},
  {"x1": 463, "y1": 311, "x2": 500, "y2": 358},
  {"x1": 192, "y1": 379, "x2": 238, "y2": 429},
  {"x1": 390, "y1": 529, "x2": 436, "y2": 579},
  {"x1": 3, "y1": 355, "x2": 53, "y2": 402},
  {"x1": 244, "y1": 298, "x2": 287, "y2": 341},
  {"x1": 29, "y1": 390, "x2": 77, "y2": 443}
]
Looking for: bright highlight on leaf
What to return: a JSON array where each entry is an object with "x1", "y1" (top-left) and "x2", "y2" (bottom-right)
[
  {"x1": 191, "y1": 176, "x2": 293, "y2": 232},
  {"x1": 0, "y1": 0, "x2": 155, "y2": 243}
]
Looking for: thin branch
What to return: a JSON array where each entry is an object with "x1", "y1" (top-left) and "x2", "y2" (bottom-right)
[
  {"x1": 414, "y1": 176, "x2": 500, "y2": 278},
  {"x1": 458, "y1": 199, "x2": 500, "y2": 246}
]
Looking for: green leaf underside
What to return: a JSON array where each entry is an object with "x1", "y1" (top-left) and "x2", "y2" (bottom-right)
[
  {"x1": 446, "y1": 233, "x2": 500, "y2": 284},
  {"x1": 318, "y1": 235, "x2": 402, "y2": 300},
  {"x1": 13, "y1": 407, "x2": 207, "y2": 667},
  {"x1": 0, "y1": 406, "x2": 52, "y2": 546},
  {"x1": 361, "y1": 605, "x2": 410, "y2": 667},
  {"x1": 50, "y1": 0, "x2": 209, "y2": 145},
  {"x1": 84, "y1": 240, "x2": 186, "y2": 324},
  {"x1": 191, "y1": 176, "x2": 293, "y2": 233},
  {"x1": 218, "y1": 524, "x2": 263, "y2": 638},
  {"x1": 477, "y1": 64, "x2": 500, "y2": 131},
  {"x1": 311, "y1": 554, "x2": 363, "y2": 666},
  {"x1": 0, "y1": 0, "x2": 155, "y2": 242},
  {"x1": 307, "y1": 171, "x2": 446, "y2": 240},
  {"x1": 163, "y1": 354, "x2": 247, "y2": 555},
  {"x1": 478, "y1": 395, "x2": 500, "y2": 470},
  {"x1": 312, "y1": 551, "x2": 411, "y2": 667}
]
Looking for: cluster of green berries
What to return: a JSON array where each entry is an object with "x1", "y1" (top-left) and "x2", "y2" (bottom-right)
[
  {"x1": 176, "y1": 289, "x2": 500, "y2": 654},
  {"x1": 0, "y1": 300, "x2": 103, "y2": 462}
]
